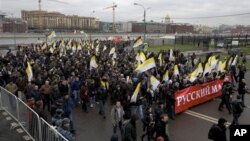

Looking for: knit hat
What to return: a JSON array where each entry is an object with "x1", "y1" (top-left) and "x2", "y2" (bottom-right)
[{"x1": 62, "y1": 118, "x2": 70, "y2": 125}]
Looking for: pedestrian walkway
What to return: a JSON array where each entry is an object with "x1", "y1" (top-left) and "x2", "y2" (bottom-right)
[{"x1": 0, "y1": 110, "x2": 27, "y2": 141}]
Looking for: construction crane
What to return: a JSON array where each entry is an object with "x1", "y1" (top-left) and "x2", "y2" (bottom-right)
[{"x1": 104, "y1": 3, "x2": 117, "y2": 32}]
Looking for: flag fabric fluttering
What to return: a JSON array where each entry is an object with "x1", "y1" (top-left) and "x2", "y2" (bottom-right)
[
  {"x1": 90, "y1": 56, "x2": 98, "y2": 69},
  {"x1": 150, "y1": 76, "x2": 160, "y2": 91},
  {"x1": 109, "y1": 47, "x2": 115, "y2": 55},
  {"x1": 203, "y1": 62, "x2": 212, "y2": 76},
  {"x1": 133, "y1": 36, "x2": 143, "y2": 48},
  {"x1": 231, "y1": 55, "x2": 238, "y2": 66},
  {"x1": 163, "y1": 70, "x2": 169, "y2": 82},
  {"x1": 130, "y1": 82, "x2": 141, "y2": 103},
  {"x1": 26, "y1": 62, "x2": 33, "y2": 82},
  {"x1": 169, "y1": 49, "x2": 175, "y2": 61},
  {"x1": 135, "y1": 57, "x2": 156, "y2": 73},
  {"x1": 47, "y1": 31, "x2": 56, "y2": 39},
  {"x1": 174, "y1": 65, "x2": 179, "y2": 76},
  {"x1": 103, "y1": 45, "x2": 107, "y2": 52},
  {"x1": 188, "y1": 63, "x2": 203, "y2": 82},
  {"x1": 139, "y1": 52, "x2": 146, "y2": 62},
  {"x1": 158, "y1": 53, "x2": 163, "y2": 66},
  {"x1": 208, "y1": 56, "x2": 218, "y2": 69}
]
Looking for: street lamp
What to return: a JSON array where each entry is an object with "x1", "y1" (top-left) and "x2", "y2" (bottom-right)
[
  {"x1": 89, "y1": 10, "x2": 95, "y2": 40},
  {"x1": 11, "y1": 13, "x2": 17, "y2": 48},
  {"x1": 134, "y1": 3, "x2": 151, "y2": 41}
]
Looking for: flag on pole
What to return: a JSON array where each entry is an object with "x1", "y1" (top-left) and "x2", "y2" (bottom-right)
[
  {"x1": 47, "y1": 31, "x2": 56, "y2": 39},
  {"x1": 109, "y1": 47, "x2": 115, "y2": 55},
  {"x1": 188, "y1": 63, "x2": 203, "y2": 82},
  {"x1": 150, "y1": 76, "x2": 160, "y2": 91},
  {"x1": 103, "y1": 45, "x2": 107, "y2": 52},
  {"x1": 203, "y1": 62, "x2": 212, "y2": 76},
  {"x1": 231, "y1": 55, "x2": 238, "y2": 66},
  {"x1": 158, "y1": 53, "x2": 163, "y2": 66},
  {"x1": 174, "y1": 65, "x2": 179, "y2": 76},
  {"x1": 208, "y1": 56, "x2": 218, "y2": 69},
  {"x1": 130, "y1": 82, "x2": 141, "y2": 103},
  {"x1": 163, "y1": 70, "x2": 169, "y2": 82},
  {"x1": 227, "y1": 57, "x2": 233, "y2": 68},
  {"x1": 90, "y1": 56, "x2": 98, "y2": 69},
  {"x1": 169, "y1": 49, "x2": 175, "y2": 61},
  {"x1": 135, "y1": 57, "x2": 156, "y2": 73},
  {"x1": 112, "y1": 59, "x2": 116, "y2": 66},
  {"x1": 26, "y1": 62, "x2": 33, "y2": 82},
  {"x1": 139, "y1": 52, "x2": 146, "y2": 62},
  {"x1": 133, "y1": 36, "x2": 143, "y2": 48}
]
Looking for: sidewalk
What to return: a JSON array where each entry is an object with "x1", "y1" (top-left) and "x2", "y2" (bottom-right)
[{"x1": 0, "y1": 110, "x2": 27, "y2": 141}]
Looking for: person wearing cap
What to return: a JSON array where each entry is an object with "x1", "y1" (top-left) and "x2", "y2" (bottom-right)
[
  {"x1": 57, "y1": 118, "x2": 75, "y2": 141},
  {"x1": 218, "y1": 77, "x2": 232, "y2": 114},
  {"x1": 52, "y1": 108, "x2": 64, "y2": 127}
]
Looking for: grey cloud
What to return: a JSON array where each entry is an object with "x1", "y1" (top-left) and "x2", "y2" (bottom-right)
[{"x1": 1, "y1": 0, "x2": 250, "y2": 26}]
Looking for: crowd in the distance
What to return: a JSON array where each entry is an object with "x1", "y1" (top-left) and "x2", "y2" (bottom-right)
[{"x1": 0, "y1": 38, "x2": 247, "y2": 141}]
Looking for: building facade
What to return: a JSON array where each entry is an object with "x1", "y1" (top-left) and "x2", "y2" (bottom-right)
[
  {"x1": 21, "y1": 10, "x2": 99, "y2": 32},
  {"x1": 2, "y1": 18, "x2": 27, "y2": 33}
]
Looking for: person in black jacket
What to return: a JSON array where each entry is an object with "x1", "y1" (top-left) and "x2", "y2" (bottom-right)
[
  {"x1": 208, "y1": 118, "x2": 227, "y2": 141},
  {"x1": 231, "y1": 95, "x2": 244, "y2": 125},
  {"x1": 124, "y1": 114, "x2": 138, "y2": 141},
  {"x1": 238, "y1": 78, "x2": 247, "y2": 107},
  {"x1": 155, "y1": 114, "x2": 170, "y2": 141},
  {"x1": 218, "y1": 78, "x2": 232, "y2": 114},
  {"x1": 141, "y1": 107, "x2": 154, "y2": 141},
  {"x1": 166, "y1": 89, "x2": 175, "y2": 120}
]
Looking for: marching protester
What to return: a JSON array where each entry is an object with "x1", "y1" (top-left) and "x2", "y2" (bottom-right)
[
  {"x1": 208, "y1": 118, "x2": 227, "y2": 141},
  {"x1": 0, "y1": 36, "x2": 247, "y2": 141},
  {"x1": 110, "y1": 101, "x2": 125, "y2": 139},
  {"x1": 57, "y1": 118, "x2": 76, "y2": 141},
  {"x1": 155, "y1": 114, "x2": 170, "y2": 141},
  {"x1": 231, "y1": 95, "x2": 244, "y2": 125},
  {"x1": 124, "y1": 114, "x2": 138, "y2": 141},
  {"x1": 218, "y1": 77, "x2": 233, "y2": 114},
  {"x1": 141, "y1": 106, "x2": 154, "y2": 141}
]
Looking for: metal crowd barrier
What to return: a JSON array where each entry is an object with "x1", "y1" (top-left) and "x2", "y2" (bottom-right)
[
  {"x1": 0, "y1": 87, "x2": 69, "y2": 141},
  {"x1": 40, "y1": 118, "x2": 69, "y2": 141}
]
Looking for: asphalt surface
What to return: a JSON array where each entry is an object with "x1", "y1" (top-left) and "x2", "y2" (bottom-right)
[
  {"x1": 0, "y1": 110, "x2": 25, "y2": 141},
  {"x1": 72, "y1": 73, "x2": 250, "y2": 141}
]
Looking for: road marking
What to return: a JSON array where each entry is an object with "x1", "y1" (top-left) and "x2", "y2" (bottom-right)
[
  {"x1": 185, "y1": 110, "x2": 231, "y2": 127},
  {"x1": 23, "y1": 135, "x2": 31, "y2": 141},
  {"x1": 6, "y1": 116, "x2": 12, "y2": 121},
  {"x1": 2, "y1": 112, "x2": 8, "y2": 116},
  {"x1": 16, "y1": 128, "x2": 24, "y2": 133},
  {"x1": 10, "y1": 122, "x2": 19, "y2": 129}
]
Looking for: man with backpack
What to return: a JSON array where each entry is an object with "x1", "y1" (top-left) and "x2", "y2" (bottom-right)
[{"x1": 208, "y1": 118, "x2": 227, "y2": 141}]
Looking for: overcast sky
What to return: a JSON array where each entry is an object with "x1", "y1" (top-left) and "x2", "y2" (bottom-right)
[{"x1": 1, "y1": 0, "x2": 250, "y2": 26}]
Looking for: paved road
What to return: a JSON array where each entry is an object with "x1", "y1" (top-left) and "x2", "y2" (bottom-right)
[
  {"x1": 0, "y1": 110, "x2": 26, "y2": 141},
  {"x1": 72, "y1": 73, "x2": 250, "y2": 141}
]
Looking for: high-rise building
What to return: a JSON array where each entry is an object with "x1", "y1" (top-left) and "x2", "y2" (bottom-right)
[{"x1": 21, "y1": 10, "x2": 99, "y2": 32}]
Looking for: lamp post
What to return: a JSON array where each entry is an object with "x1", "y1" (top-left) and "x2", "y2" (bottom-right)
[
  {"x1": 11, "y1": 13, "x2": 17, "y2": 48},
  {"x1": 134, "y1": 3, "x2": 150, "y2": 41},
  {"x1": 89, "y1": 10, "x2": 95, "y2": 40}
]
